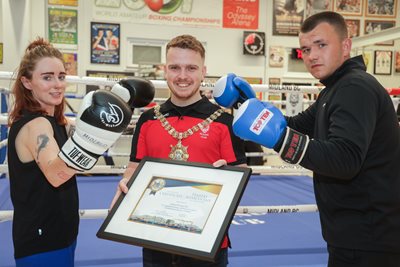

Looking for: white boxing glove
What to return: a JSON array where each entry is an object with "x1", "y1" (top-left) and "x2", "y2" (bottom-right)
[{"x1": 59, "y1": 90, "x2": 132, "y2": 171}]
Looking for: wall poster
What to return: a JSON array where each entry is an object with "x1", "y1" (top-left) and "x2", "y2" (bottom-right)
[
  {"x1": 334, "y1": 0, "x2": 363, "y2": 16},
  {"x1": 273, "y1": 0, "x2": 305, "y2": 36},
  {"x1": 91, "y1": 22, "x2": 120, "y2": 64},
  {"x1": 364, "y1": 20, "x2": 396, "y2": 45},
  {"x1": 366, "y1": 0, "x2": 397, "y2": 18},
  {"x1": 48, "y1": 0, "x2": 78, "y2": 6},
  {"x1": 48, "y1": 8, "x2": 78, "y2": 49},
  {"x1": 62, "y1": 52, "x2": 78, "y2": 93}
]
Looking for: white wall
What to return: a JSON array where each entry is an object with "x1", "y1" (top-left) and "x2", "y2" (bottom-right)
[
  {"x1": 0, "y1": 0, "x2": 31, "y2": 88},
  {"x1": 1, "y1": 0, "x2": 400, "y2": 90}
]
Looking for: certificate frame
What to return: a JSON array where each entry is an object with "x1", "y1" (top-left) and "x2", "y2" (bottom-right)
[{"x1": 97, "y1": 157, "x2": 252, "y2": 262}]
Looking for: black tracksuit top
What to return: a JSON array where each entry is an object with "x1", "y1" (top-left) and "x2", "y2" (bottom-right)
[{"x1": 288, "y1": 55, "x2": 400, "y2": 252}]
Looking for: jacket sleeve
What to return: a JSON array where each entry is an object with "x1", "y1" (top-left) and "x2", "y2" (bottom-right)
[{"x1": 298, "y1": 81, "x2": 378, "y2": 179}]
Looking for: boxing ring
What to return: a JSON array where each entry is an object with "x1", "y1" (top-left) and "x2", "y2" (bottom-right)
[
  {"x1": 0, "y1": 174, "x2": 327, "y2": 267},
  {"x1": 0, "y1": 72, "x2": 399, "y2": 266}
]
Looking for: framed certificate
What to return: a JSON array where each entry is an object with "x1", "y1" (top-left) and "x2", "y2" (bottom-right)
[{"x1": 97, "y1": 157, "x2": 252, "y2": 261}]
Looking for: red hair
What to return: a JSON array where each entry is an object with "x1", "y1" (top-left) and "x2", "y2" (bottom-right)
[{"x1": 8, "y1": 37, "x2": 67, "y2": 126}]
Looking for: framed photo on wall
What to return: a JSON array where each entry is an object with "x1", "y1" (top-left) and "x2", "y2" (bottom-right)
[
  {"x1": 395, "y1": 51, "x2": 400, "y2": 73},
  {"x1": 364, "y1": 20, "x2": 396, "y2": 45},
  {"x1": 269, "y1": 46, "x2": 285, "y2": 67},
  {"x1": 305, "y1": 0, "x2": 333, "y2": 18},
  {"x1": 48, "y1": 0, "x2": 78, "y2": 6},
  {"x1": 91, "y1": 22, "x2": 120, "y2": 64},
  {"x1": 374, "y1": 50, "x2": 393, "y2": 75},
  {"x1": 272, "y1": 0, "x2": 305, "y2": 36},
  {"x1": 366, "y1": 0, "x2": 397, "y2": 18},
  {"x1": 62, "y1": 52, "x2": 78, "y2": 93},
  {"x1": 345, "y1": 19, "x2": 360, "y2": 38},
  {"x1": 48, "y1": 8, "x2": 78, "y2": 49},
  {"x1": 334, "y1": 0, "x2": 363, "y2": 16}
]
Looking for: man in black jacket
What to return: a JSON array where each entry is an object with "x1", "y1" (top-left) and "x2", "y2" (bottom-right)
[
  {"x1": 295, "y1": 11, "x2": 400, "y2": 267},
  {"x1": 222, "y1": 11, "x2": 400, "y2": 267}
]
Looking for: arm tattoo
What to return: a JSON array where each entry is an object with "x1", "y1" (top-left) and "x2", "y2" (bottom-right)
[{"x1": 36, "y1": 134, "x2": 49, "y2": 160}]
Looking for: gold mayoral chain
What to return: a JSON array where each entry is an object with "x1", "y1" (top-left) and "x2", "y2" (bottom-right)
[{"x1": 154, "y1": 104, "x2": 224, "y2": 161}]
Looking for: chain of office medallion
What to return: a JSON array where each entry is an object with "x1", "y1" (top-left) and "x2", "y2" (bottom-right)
[{"x1": 153, "y1": 104, "x2": 224, "y2": 140}]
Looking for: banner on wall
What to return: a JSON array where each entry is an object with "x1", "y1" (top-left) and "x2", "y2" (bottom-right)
[
  {"x1": 93, "y1": 0, "x2": 258, "y2": 29},
  {"x1": 48, "y1": 8, "x2": 78, "y2": 49},
  {"x1": 223, "y1": 0, "x2": 259, "y2": 29}
]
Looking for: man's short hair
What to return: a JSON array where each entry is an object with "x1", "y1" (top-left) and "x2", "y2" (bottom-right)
[
  {"x1": 166, "y1": 35, "x2": 205, "y2": 59},
  {"x1": 300, "y1": 11, "x2": 348, "y2": 40}
]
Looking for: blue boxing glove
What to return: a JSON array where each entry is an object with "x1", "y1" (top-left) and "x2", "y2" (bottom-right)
[
  {"x1": 213, "y1": 73, "x2": 256, "y2": 108},
  {"x1": 233, "y1": 98, "x2": 309, "y2": 164}
]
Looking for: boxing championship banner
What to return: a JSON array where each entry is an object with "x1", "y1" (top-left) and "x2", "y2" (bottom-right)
[{"x1": 93, "y1": 0, "x2": 258, "y2": 29}]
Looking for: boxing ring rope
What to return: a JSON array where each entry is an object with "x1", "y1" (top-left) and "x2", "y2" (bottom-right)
[
  {"x1": 0, "y1": 204, "x2": 319, "y2": 223},
  {"x1": 1, "y1": 71, "x2": 400, "y2": 95},
  {"x1": 0, "y1": 134, "x2": 277, "y2": 158},
  {"x1": 0, "y1": 160, "x2": 314, "y2": 223},
  {"x1": 0, "y1": 164, "x2": 312, "y2": 176},
  {"x1": 0, "y1": 139, "x2": 7, "y2": 150},
  {"x1": 105, "y1": 151, "x2": 276, "y2": 157},
  {"x1": 0, "y1": 72, "x2": 397, "y2": 225}
]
